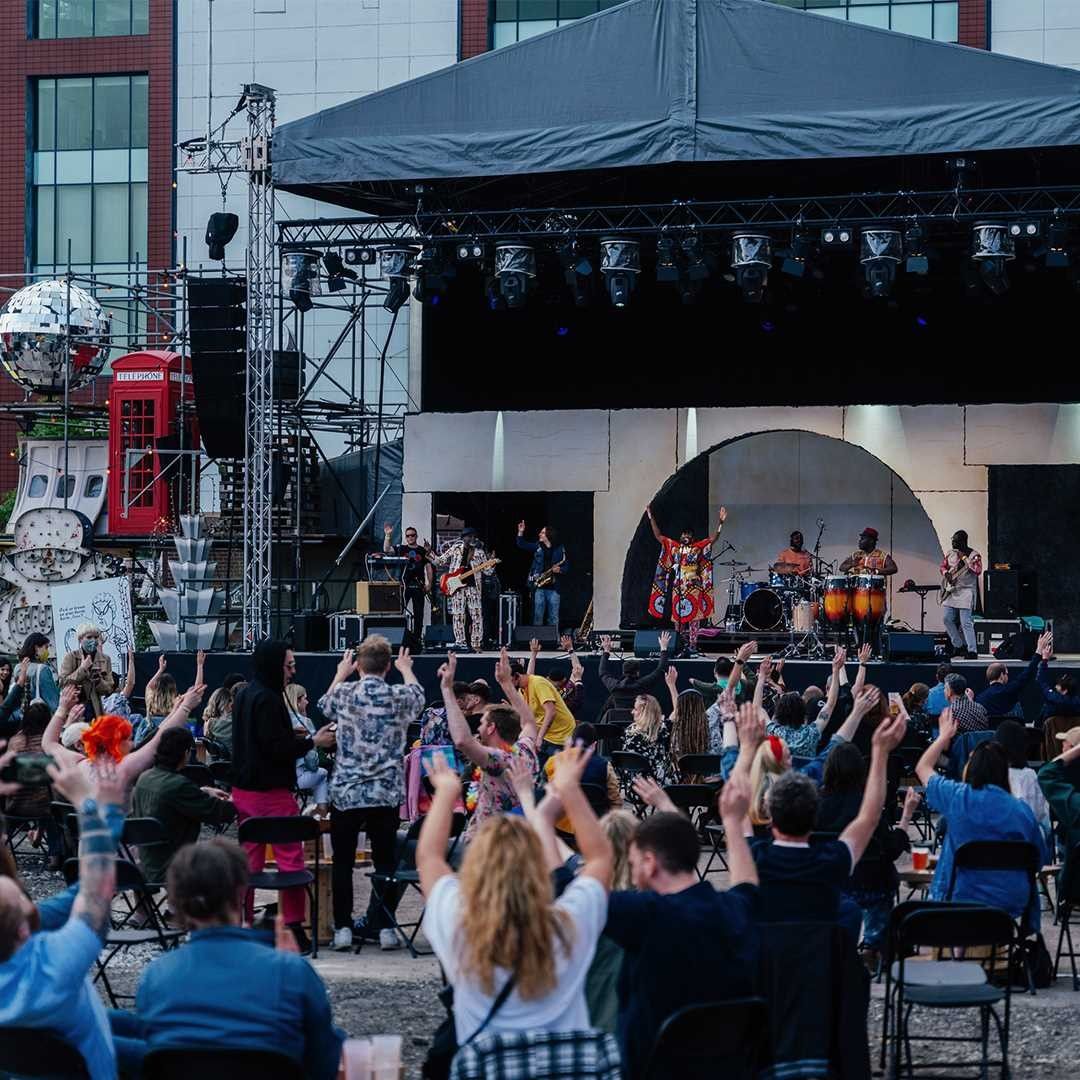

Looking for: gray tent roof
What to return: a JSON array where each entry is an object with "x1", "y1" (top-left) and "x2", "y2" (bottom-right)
[{"x1": 274, "y1": 0, "x2": 1080, "y2": 194}]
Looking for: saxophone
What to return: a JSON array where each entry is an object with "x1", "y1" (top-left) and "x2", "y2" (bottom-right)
[{"x1": 533, "y1": 555, "x2": 566, "y2": 590}]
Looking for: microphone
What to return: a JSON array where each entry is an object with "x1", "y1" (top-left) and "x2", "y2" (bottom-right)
[
  {"x1": 817, "y1": 517, "x2": 825, "y2": 527},
  {"x1": 726, "y1": 541, "x2": 738, "y2": 551}
]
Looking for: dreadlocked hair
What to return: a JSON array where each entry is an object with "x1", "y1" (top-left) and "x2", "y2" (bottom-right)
[
  {"x1": 669, "y1": 691, "x2": 708, "y2": 782},
  {"x1": 457, "y1": 814, "x2": 573, "y2": 1000}
]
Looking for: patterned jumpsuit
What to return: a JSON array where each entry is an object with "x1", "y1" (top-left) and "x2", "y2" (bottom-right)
[{"x1": 431, "y1": 541, "x2": 493, "y2": 650}]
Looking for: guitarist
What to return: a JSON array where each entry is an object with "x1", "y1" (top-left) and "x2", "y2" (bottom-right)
[
  {"x1": 940, "y1": 530, "x2": 982, "y2": 659},
  {"x1": 430, "y1": 527, "x2": 494, "y2": 652},
  {"x1": 516, "y1": 521, "x2": 569, "y2": 628}
]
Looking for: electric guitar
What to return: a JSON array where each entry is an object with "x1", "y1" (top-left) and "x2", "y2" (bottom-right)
[
  {"x1": 439, "y1": 558, "x2": 500, "y2": 597},
  {"x1": 938, "y1": 554, "x2": 972, "y2": 604}
]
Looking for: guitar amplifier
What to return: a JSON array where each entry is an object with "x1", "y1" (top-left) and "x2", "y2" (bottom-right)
[{"x1": 355, "y1": 581, "x2": 401, "y2": 614}]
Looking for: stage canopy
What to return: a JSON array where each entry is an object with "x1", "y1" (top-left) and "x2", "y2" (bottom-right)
[{"x1": 274, "y1": 0, "x2": 1080, "y2": 210}]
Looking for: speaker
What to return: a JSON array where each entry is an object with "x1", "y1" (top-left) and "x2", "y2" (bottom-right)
[
  {"x1": 634, "y1": 629, "x2": 681, "y2": 657},
  {"x1": 291, "y1": 613, "x2": 329, "y2": 652},
  {"x1": 355, "y1": 581, "x2": 401, "y2": 614},
  {"x1": 983, "y1": 569, "x2": 1038, "y2": 619},
  {"x1": 993, "y1": 630, "x2": 1038, "y2": 660},
  {"x1": 512, "y1": 625, "x2": 559, "y2": 649},
  {"x1": 423, "y1": 624, "x2": 458, "y2": 651},
  {"x1": 885, "y1": 631, "x2": 937, "y2": 661},
  {"x1": 368, "y1": 624, "x2": 407, "y2": 648}
]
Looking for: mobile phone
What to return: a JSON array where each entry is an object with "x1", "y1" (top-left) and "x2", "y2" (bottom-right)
[
  {"x1": 0, "y1": 752, "x2": 55, "y2": 787},
  {"x1": 421, "y1": 746, "x2": 458, "y2": 776},
  {"x1": 887, "y1": 692, "x2": 902, "y2": 718}
]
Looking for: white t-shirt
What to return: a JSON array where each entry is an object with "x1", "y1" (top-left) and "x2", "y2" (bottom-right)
[
  {"x1": 1009, "y1": 766, "x2": 1051, "y2": 831},
  {"x1": 422, "y1": 872, "x2": 607, "y2": 1043}
]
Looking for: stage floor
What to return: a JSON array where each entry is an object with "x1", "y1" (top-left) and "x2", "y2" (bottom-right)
[{"x1": 134, "y1": 648, "x2": 1074, "y2": 728}]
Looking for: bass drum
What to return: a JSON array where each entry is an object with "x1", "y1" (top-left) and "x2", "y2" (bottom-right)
[{"x1": 743, "y1": 587, "x2": 783, "y2": 632}]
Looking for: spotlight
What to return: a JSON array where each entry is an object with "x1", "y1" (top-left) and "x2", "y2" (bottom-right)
[
  {"x1": 821, "y1": 227, "x2": 853, "y2": 249},
  {"x1": 680, "y1": 234, "x2": 709, "y2": 281},
  {"x1": 558, "y1": 240, "x2": 593, "y2": 307},
  {"x1": 205, "y1": 212, "x2": 239, "y2": 261},
  {"x1": 411, "y1": 247, "x2": 454, "y2": 304},
  {"x1": 782, "y1": 231, "x2": 814, "y2": 278},
  {"x1": 600, "y1": 237, "x2": 641, "y2": 307},
  {"x1": 859, "y1": 228, "x2": 903, "y2": 299},
  {"x1": 323, "y1": 252, "x2": 358, "y2": 293},
  {"x1": 655, "y1": 237, "x2": 680, "y2": 283},
  {"x1": 343, "y1": 247, "x2": 377, "y2": 266},
  {"x1": 494, "y1": 243, "x2": 536, "y2": 309},
  {"x1": 730, "y1": 232, "x2": 772, "y2": 303},
  {"x1": 380, "y1": 246, "x2": 415, "y2": 313},
  {"x1": 455, "y1": 241, "x2": 485, "y2": 262},
  {"x1": 1046, "y1": 221, "x2": 1070, "y2": 268},
  {"x1": 1007, "y1": 221, "x2": 1040, "y2": 240},
  {"x1": 971, "y1": 222, "x2": 1014, "y2": 296},
  {"x1": 904, "y1": 224, "x2": 929, "y2": 275},
  {"x1": 283, "y1": 250, "x2": 321, "y2": 313}
]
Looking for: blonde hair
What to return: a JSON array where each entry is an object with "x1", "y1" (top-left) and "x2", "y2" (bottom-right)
[
  {"x1": 749, "y1": 737, "x2": 789, "y2": 827},
  {"x1": 357, "y1": 635, "x2": 392, "y2": 674},
  {"x1": 202, "y1": 686, "x2": 233, "y2": 723},
  {"x1": 76, "y1": 623, "x2": 100, "y2": 639},
  {"x1": 627, "y1": 694, "x2": 664, "y2": 742},
  {"x1": 145, "y1": 674, "x2": 177, "y2": 718},
  {"x1": 284, "y1": 683, "x2": 307, "y2": 715},
  {"x1": 458, "y1": 815, "x2": 573, "y2": 1000},
  {"x1": 600, "y1": 809, "x2": 638, "y2": 891}
]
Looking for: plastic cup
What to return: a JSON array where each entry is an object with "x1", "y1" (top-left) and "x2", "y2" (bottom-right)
[
  {"x1": 371, "y1": 1035, "x2": 402, "y2": 1080},
  {"x1": 342, "y1": 1038, "x2": 372, "y2": 1080},
  {"x1": 912, "y1": 847, "x2": 929, "y2": 871}
]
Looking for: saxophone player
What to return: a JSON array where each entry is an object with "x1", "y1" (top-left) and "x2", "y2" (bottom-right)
[{"x1": 517, "y1": 521, "x2": 569, "y2": 629}]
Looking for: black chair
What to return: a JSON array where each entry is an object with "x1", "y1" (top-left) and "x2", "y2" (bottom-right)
[
  {"x1": 1, "y1": 813, "x2": 40, "y2": 860},
  {"x1": 208, "y1": 760, "x2": 234, "y2": 787},
  {"x1": 1053, "y1": 844, "x2": 1080, "y2": 991},
  {"x1": 580, "y1": 781, "x2": 611, "y2": 819},
  {"x1": 604, "y1": 707, "x2": 633, "y2": 726},
  {"x1": 610, "y1": 750, "x2": 653, "y2": 815},
  {"x1": 592, "y1": 722, "x2": 628, "y2": 756},
  {"x1": 890, "y1": 905, "x2": 1015, "y2": 1079},
  {"x1": 197, "y1": 735, "x2": 231, "y2": 762},
  {"x1": 120, "y1": 816, "x2": 167, "y2": 862},
  {"x1": 236, "y1": 815, "x2": 321, "y2": 957},
  {"x1": 49, "y1": 799, "x2": 76, "y2": 860},
  {"x1": 702, "y1": 823, "x2": 728, "y2": 876},
  {"x1": 0, "y1": 1026, "x2": 89, "y2": 1078},
  {"x1": 643, "y1": 998, "x2": 769, "y2": 1080},
  {"x1": 180, "y1": 763, "x2": 214, "y2": 787},
  {"x1": 142, "y1": 1048, "x2": 304, "y2": 1080},
  {"x1": 676, "y1": 753, "x2": 722, "y2": 782}
]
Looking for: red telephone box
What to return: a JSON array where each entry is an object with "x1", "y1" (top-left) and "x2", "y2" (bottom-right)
[{"x1": 107, "y1": 351, "x2": 199, "y2": 536}]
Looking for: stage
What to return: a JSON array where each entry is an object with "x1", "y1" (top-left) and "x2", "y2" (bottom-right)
[{"x1": 132, "y1": 649, "x2": 1076, "y2": 729}]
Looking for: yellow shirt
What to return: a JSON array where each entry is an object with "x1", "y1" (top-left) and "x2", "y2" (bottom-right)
[{"x1": 526, "y1": 675, "x2": 576, "y2": 747}]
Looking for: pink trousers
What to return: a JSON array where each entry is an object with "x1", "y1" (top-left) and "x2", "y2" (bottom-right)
[{"x1": 232, "y1": 786, "x2": 307, "y2": 926}]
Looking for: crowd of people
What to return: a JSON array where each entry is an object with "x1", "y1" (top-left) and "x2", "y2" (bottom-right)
[{"x1": 2, "y1": 622, "x2": 1080, "y2": 1078}]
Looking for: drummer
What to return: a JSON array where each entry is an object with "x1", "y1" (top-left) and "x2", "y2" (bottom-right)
[
  {"x1": 839, "y1": 526, "x2": 898, "y2": 576},
  {"x1": 772, "y1": 531, "x2": 813, "y2": 577}
]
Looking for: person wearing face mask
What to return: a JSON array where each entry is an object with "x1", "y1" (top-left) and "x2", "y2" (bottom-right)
[
  {"x1": 59, "y1": 623, "x2": 115, "y2": 718},
  {"x1": 17, "y1": 632, "x2": 60, "y2": 713}
]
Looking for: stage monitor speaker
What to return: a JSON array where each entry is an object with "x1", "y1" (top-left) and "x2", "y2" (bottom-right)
[
  {"x1": 993, "y1": 630, "x2": 1038, "y2": 660},
  {"x1": 634, "y1": 629, "x2": 681, "y2": 658},
  {"x1": 291, "y1": 613, "x2": 329, "y2": 652},
  {"x1": 885, "y1": 631, "x2": 937, "y2": 661},
  {"x1": 423, "y1": 624, "x2": 458, "y2": 651},
  {"x1": 367, "y1": 624, "x2": 407, "y2": 648},
  {"x1": 355, "y1": 581, "x2": 401, "y2": 614},
  {"x1": 512, "y1": 625, "x2": 559, "y2": 650}
]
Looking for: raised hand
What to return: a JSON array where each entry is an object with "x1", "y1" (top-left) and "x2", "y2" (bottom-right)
[
  {"x1": 858, "y1": 643, "x2": 872, "y2": 666},
  {"x1": 937, "y1": 707, "x2": 958, "y2": 744},
  {"x1": 393, "y1": 646, "x2": 414, "y2": 675},
  {"x1": 67, "y1": 704, "x2": 86, "y2": 727},
  {"x1": 517, "y1": 520, "x2": 526, "y2": 536},
  {"x1": 383, "y1": 522, "x2": 394, "y2": 536},
  {"x1": 736, "y1": 701, "x2": 765, "y2": 750},
  {"x1": 58, "y1": 683, "x2": 79, "y2": 715},
  {"x1": 438, "y1": 653, "x2": 457, "y2": 690},
  {"x1": 507, "y1": 753, "x2": 535, "y2": 800},
  {"x1": 335, "y1": 648, "x2": 358, "y2": 684},
  {"x1": 157, "y1": 654, "x2": 167, "y2": 675},
  {"x1": 529, "y1": 638, "x2": 541, "y2": 657},
  {"x1": 1037, "y1": 630, "x2": 1053, "y2": 660},
  {"x1": 79, "y1": 652, "x2": 94, "y2": 672},
  {"x1": 495, "y1": 647, "x2": 512, "y2": 686},
  {"x1": 719, "y1": 770, "x2": 751, "y2": 821},
  {"x1": 871, "y1": 711, "x2": 907, "y2": 755},
  {"x1": 832, "y1": 645, "x2": 847, "y2": 671},
  {"x1": 902, "y1": 786, "x2": 923, "y2": 818},
  {"x1": 849, "y1": 686, "x2": 880, "y2": 720},
  {"x1": 718, "y1": 506, "x2": 728, "y2": 525},
  {"x1": 757, "y1": 656, "x2": 773, "y2": 683},
  {"x1": 600, "y1": 634, "x2": 613, "y2": 653},
  {"x1": 632, "y1": 775, "x2": 674, "y2": 811},
  {"x1": 664, "y1": 665, "x2": 679, "y2": 689},
  {"x1": 560, "y1": 634, "x2": 575, "y2": 654},
  {"x1": 736, "y1": 640, "x2": 757, "y2": 664},
  {"x1": 658, "y1": 630, "x2": 672, "y2": 652},
  {"x1": 179, "y1": 684, "x2": 207, "y2": 711}
]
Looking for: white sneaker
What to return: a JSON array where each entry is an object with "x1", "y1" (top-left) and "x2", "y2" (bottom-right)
[
  {"x1": 332, "y1": 927, "x2": 353, "y2": 951},
  {"x1": 379, "y1": 928, "x2": 402, "y2": 951}
]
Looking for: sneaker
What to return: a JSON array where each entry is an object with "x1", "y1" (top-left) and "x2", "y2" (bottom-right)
[
  {"x1": 351, "y1": 916, "x2": 380, "y2": 942},
  {"x1": 288, "y1": 924, "x2": 313, "y2": 956},
  {"x1": 332, "y1": 927, "x2": 353, "y2": 951},
  {"x1": 963, "y1": 650, "x2": 979, "y2": 660},
  {"x1": 379, "y1": 928, "x2": 403, "y2": 951}
]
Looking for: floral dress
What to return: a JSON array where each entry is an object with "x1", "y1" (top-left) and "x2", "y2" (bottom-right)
[{"x1": 620, "y1": 721, "x2": 672, "y2": 785}]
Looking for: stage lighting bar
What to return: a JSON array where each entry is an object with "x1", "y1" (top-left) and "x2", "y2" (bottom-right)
[
  {"x1": 1008, "y1": 221, "x2": 1040, "y2": 240},
  {"x1": 1047, "y1": 221, "x2": 1070, "y2": 268},
  {"x1": 681, "y1": 234, "x2": 709, "y2": 281},
  {"x1": 904, "y1": 224, "x2": 929, "y2": 275},
  {"x1": 655, "y1": 237, "x2": 680, "y2": 283},
  {"x1": 558, "y1": 239, "x2": 593, "y2": 307},
  {"x1": 820, "y1": 227, "x2": 853, "y2": 249},
  {"x1": 322, "y1": 252, "x2": 358, "y2": 292}
]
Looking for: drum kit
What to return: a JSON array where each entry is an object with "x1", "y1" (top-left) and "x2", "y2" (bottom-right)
[{"x1": 718, "y1": 559, "x2": 888, "y2": 658}]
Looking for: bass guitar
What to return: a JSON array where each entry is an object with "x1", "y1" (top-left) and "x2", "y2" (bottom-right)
[
  {"x1": 440, "y1": 558, "x2": 500, "y2": 598},
  {"x1": 938, "y1": 554, "x2": 972, "y2": 604}
]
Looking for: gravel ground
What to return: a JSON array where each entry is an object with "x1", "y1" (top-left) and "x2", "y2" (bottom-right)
[{"x1": 16, "y1": 838, "x2": 1080, "y2": 1078}]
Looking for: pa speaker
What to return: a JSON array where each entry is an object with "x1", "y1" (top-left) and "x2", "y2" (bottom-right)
[
  {"x1": 368, "y1": 624, "x2": 407, "y2": 648},
  {"x1": 512, "y1": 625, "x2": 559, "y2": 649},
  {"x1": 189, "y1": 275, "x2": 247, "y2": 459},
  {"x1": 994, "y1": 630, "x2": 1038, "y2": 660},
  {"x1": 291, "y1": 613, "x2": 329, "y2": 652},
  {"x1": 423, "y1": 624, "x2": 458, "y2": 651},
  {"x1": 634, "y1": 629, "x2": 680, "y2": 657},
  {"x1": 886, "y1": 631, "x2": 937, "y2": 661}
]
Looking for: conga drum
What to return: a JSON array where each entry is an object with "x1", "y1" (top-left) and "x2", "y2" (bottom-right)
[
  {"x1": 852, "y1": 574, "x2": 886, "y2": 625},
  {"x1": 823, "y1": 575, "x2": 851, "y2": 625}
]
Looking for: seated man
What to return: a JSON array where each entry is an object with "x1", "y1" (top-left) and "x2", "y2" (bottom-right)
[
  {"x1": 976, "y1": 631, "x2": 1050, "y2": 721},
  {"x1": 598, "y1": 631, "x2": 671, "y2": 719},
  {"x1": 119, "y1": 838, "x2": 343, "y2": 1079},
  {"x1": 130, "y1": 727, "x2": 237, "y2": 886},
  {"x1": 943, "y1": 673, "x2": 990, "y2": 733},
  {"x1": 603, "y1": 774, "x2": 760, "y2": 1080},
  {"x1": 751, "y1": 710, "x2": 907, "y2": 935},
  {"x1": 0, "y1": 759, "x2": 122, "y2": 1080}
]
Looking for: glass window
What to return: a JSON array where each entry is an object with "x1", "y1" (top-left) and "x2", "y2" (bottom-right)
[
  {"x1": 33, "y1": 0, "x2": 148, "y2": 38},
  {"x1": 35, "y1": 189, "x2": 55, "y2": 267},
  {"x1": 132, "y1": 0, "x2": 148, "y2": 33},
  {"x1": 933, "y1": 1, "x2": 958, "y2": 41},
  {"x1": 94, "y1": 77, "x2": 131, "y2": 150},
  {"x1": 493, "y1": 21, "x2": 518, "y2": 47},
  {"x1": 57, "y1": 0, "x2": 93, "y2": 37},
  {"x1": 518, "y1": 20, "x2": 558, "y2": 40},
  {"x1": 94, "y1": 184, "x2": 129, "y2": 264},
  {"x1": 56, "y1": 79, "x2": 93, "y2": 150},
  {"x1": 891, "y1": 2, "x2": 932, "y2": 36},
  {"x1": 28, "y1": 475, "x2": 47, "y2": 498},
  {"x1": 84, "y1": 475, "x2": 104, "y2": 498},
  {"x1": 848, "y1": 5, "x2": 889, "y2": 27},
  {"x1": 37, "y1": 81, "x2": 55, "y2": 152},
  {"x1": 96, "y1": 0, "x2": 130, "y2": 35},
  {"x1": 55, "y1": 475, "x2": 76, "y2": 499},
  {"x1": 129, "y1": 183, "x2": 148, "y2": 262},
  {"x1": 57, "y1": 185, "x2": 92, "y2": 264},
  {"x1": 131, "y1": 76, "x2": 148, "y2": 149},
  {"x1": 519, "y1": 0, "x2": 557, "y2": 16}
]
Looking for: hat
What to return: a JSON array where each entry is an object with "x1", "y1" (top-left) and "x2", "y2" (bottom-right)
[
  {"x1": 860, "y1": 527, "x2": 879, "y2": 540},
  {"x1": 1055, "y1": 726, "x2": 1080, "y2": 748},
  {"x1": 60, "y1": 722, "x2": 90, "y2": 750}
]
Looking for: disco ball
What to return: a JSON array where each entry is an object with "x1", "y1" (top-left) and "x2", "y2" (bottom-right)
[{"x1": 0, "y1": 279, "x2": 111, "y2": 394}]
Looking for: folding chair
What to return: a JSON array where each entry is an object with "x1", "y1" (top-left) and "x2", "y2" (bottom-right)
[
  {"x1": 208, "y1": 760, "x2": 234, "y2": 788},
  {"x1": 180, "y1": 763, "x2": 214, "y2": 787},
  {"x1": 0, "y1": 1025, "x2": 89, "y2": 1079},
  {"x1": 592, "y1": 723, "x2": 628, "y2": 757},
  {"x1": 676, "y1": 753, "x2": 723, "y2": 783},
  {"x1": 1053, "y1": 843, "x2": 1080, "y2": 991},
  {"x1": 610, "y1": 750, "x2": 653, "y2": 816},
  {"x1": 663, "y1": 784, "x2": 719, "y2": 880},
  {"x1": 603, "y1": 707, "x2": 633, "y2": 726},
  {"x1": 890, "y1": 905, "x2": 1015, "y2": 1079},
  {"x1": 237, "y1": 815, "x2": 321, "y2": 957},
  {"x1": 643, "y1": 998, "x2": 769, "y2": 1080},
  {"x1": 1, "y1": 813, "x2": 41, "y2": 861},
  {"x1": 142, "y1": 1048, "x2": 304, "y2": 1080},
  {"x1": 702, "y1": 823, "x2": 728, "y2": 876}
]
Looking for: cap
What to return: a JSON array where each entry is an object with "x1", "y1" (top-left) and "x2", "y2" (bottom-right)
[
  {"x1": 860, "y1": 526, "x2": 879, "y2": 540},
  {"x1": 1055, "y1": 726, "x2": 1080, "y2": 748},
  {"x1": 60, "y1": 722, "x2": 90, "y2": 750}
]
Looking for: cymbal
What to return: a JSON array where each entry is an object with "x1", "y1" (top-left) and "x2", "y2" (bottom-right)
[
  {"x1": 744, "y1": 567, "x2": 769, "y2": 573},
  {"x1": 715, "y1": 559, "x2": 750, "y2": 567}
]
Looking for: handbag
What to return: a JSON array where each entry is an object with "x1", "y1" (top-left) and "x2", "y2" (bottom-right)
[{"x1": 422, "y1": 974, "x2": 517, "y2": 1080}]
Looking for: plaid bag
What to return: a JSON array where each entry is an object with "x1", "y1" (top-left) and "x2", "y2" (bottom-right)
[{"x1": 450, "y1": 1029, "x2": 622, "y2": 1080}]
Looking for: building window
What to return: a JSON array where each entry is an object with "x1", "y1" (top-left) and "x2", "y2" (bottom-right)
[
  {"x1": 32, "y1": 0, "x2": 149, "y2": 38},
  {"x1": 490, "y1": 0, "x2": 958, "y2": 45}
]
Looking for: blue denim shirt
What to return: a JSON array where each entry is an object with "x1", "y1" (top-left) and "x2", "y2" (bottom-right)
[
  {"x1": 926, "y1": 682, "x2": 948, "y2": 719},
  {"x1": 516, "y1": 538, "x2": 569, "y2": 589},
  {"x1": 135, "y1": 926, "x2": 344, "y2": 1079}
]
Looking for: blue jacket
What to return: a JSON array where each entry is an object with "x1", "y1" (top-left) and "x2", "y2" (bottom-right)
[
  {"x1": 975, "y1": 652, "x2": 1041, "y2": 719},
  {"x1": 1037, "y1": 661, "x2": 1080, "y2": 724},
  {"x1": 135, "y1": 926, "x2": 344, "y2": 1079},
  {"x1": 516, "y1": 537, "x2": 569, "y2": 589}
]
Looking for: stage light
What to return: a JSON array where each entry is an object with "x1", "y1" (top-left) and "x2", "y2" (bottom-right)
[
  {"x1": 904, "y1": 224, "x2": 929, "y2": 275},
  {"x1": 600, "y1": 237, "x2": 640, "y2": 307},
  {"x1": 1008, "y1": 221, "x2": 1040, "y2": 239},
  {"x1": 971, "y1": 222, "x2": 1014, "y2": 295},
  {"x1": 681, "y1": 234, "x2": 709, "y2": 281},
  {"x1": 323, "y1": 252, "x2": 358, "y2": 293},
  {"x1": 655, "y1": 237, "x2": 680, "y2": 283},
  {"x1": 557, "y1": 239, "x2": 593, "y2": 307},
  {"x1": 730, "y1": 232, "x2": 771, "y2": 303},
  {"x1": 205, "y1": 212, "x2": 238, "y2": 261},
  {"x1": 343, "y1": 247, "x2": 377, "y2": 267},
  {"x1": 283, "y1": 250, "x2": 321, "y2": 313},
  {"x1": 821, "y1": 227, "x2": 853, "y2": 249},
  {"x1": 1046, "y1": 221, "x2": 1070, "y2": 268},
  {"x1": 456, "y1": 241, "x2": 485, "y2": 262},
  {"x1": 781, "y1": 231, "x2": 814, "y2": 278},
  {"x1": 380, "y1": 246, "x2": 415, "y2": 313},
  {"x1": 411, "y1": 247, "x2": 454, "y2": 304},
  {"x1": 860, "y1": 228, "x2": 903, "y2": 299},
  {"x1": 493, "y1": 243, "x2": 536, "y2": 309}
]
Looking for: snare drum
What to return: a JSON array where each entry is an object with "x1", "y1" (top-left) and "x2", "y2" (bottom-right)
[
  {"x1": 823, "y1": 575, "x2": 852, "y2": 625},
  {"x1": 792, "y1": 599, "x2": 820, "y2": 632},
  {"x1": 852, "y1": 574, "x2": 887, "y2": 625},
  {"x1": 743, "y1": 587, "x2": 784, "y2": 632}
]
